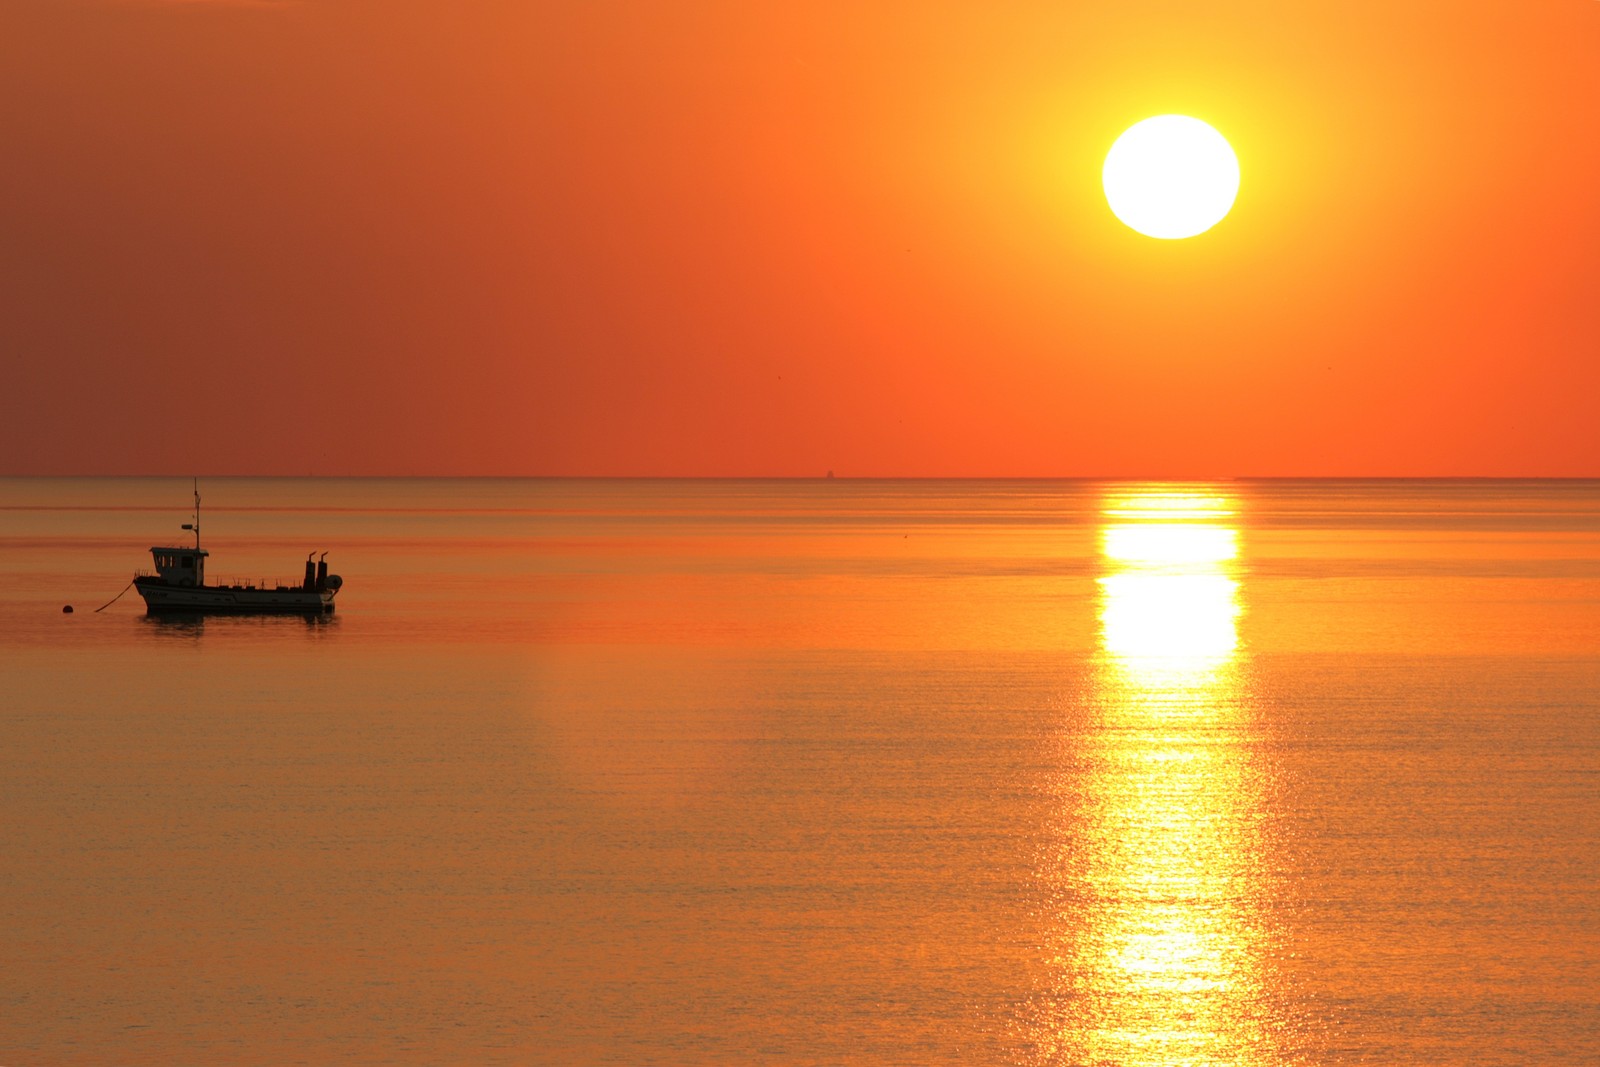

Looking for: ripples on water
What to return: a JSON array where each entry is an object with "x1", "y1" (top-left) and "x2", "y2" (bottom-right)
[{"x1": 2, "y1": 478, "x2": 1598, "y2": 1064}]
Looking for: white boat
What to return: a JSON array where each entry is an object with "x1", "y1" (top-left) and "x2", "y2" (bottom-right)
[{"x1": 133, "y1": 484, "x2": 342, "y2": 614}]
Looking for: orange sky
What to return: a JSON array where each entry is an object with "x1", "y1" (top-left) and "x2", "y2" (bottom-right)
[{"x1": 2, "y1": 0, "x2": 1597, "y2": 476}]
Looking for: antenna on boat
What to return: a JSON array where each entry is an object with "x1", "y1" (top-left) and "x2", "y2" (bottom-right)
[{"x1": 180, "y1": 477, "x2": 201, "y2": 550}]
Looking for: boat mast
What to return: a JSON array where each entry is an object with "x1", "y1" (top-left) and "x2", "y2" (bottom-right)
[{"x1": 180, "y1": 478, "x2": 201, "y2": 550}]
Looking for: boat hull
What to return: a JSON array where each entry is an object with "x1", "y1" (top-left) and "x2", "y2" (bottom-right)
[{"x1": 134, "y1": 577, "x2": 336, "y2": 614}]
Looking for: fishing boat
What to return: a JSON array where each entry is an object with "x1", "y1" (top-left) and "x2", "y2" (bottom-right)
[{"x1": 133, "y1": 484, "x2": 342, "y2": 614}]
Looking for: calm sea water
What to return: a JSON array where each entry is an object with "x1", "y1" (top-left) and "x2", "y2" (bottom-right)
[{"x1": 2, "y1": 478, "x2": 1597, "y2": 1065}]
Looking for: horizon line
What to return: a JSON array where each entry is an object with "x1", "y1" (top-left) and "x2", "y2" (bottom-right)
[{"x1": 4, "y1": 473, "x2": 1599, "y2": 483}]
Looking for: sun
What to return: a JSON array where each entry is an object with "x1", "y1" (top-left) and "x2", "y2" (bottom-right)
[{"x1": 1103, "y1": 115, "x2": 1239, "y2": 240}]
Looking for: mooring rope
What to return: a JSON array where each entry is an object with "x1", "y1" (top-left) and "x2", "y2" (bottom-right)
[{"x1": 93, "y1": 578, "x2": 136, "y2": 613}]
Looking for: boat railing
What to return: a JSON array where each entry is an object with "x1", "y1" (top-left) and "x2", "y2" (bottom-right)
[
  {"x1": 136, "y1": 569, "x2": 307, "y2": 591},
  {"x1": 218, "y1": 577, "x2": 303, "y2": 590}
]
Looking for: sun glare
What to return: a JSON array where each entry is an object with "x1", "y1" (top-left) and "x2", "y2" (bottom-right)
[
  {"x1": 1103, "y1": 116, "x2": 1240, "y2": 240},
  {"x1": 1098, "y1": 490, "x2": 1242, "y2": 674}
]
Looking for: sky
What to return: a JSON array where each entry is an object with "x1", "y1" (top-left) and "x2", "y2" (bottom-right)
[{"x1": 2, "y1": 0, "x2": 1597, "y2": 477}]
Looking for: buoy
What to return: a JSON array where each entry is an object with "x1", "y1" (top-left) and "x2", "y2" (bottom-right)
[{"x1": 63, "y1": 605, "x2": 74, "y2": 613}]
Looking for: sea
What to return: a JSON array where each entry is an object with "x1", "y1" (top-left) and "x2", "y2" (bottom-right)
[{"x1": 2, "y1": 477, "x2": 1597, "y2": 1066}]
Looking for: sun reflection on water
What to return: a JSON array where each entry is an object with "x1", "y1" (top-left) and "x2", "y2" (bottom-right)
[
  {"x1": 1100, "y1": 494, "x2": 1239, "y2": 676},
  {"x1": 1037, "y1": 487, "x2": 1271, "y2": 1066}
]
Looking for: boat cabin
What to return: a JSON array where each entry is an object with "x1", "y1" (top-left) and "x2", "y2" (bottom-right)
[{"x1": 148, "y1": 545, "x2": 210, "y2": 587}]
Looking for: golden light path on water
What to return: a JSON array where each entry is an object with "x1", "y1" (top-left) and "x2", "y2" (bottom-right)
[{"x1": 1041, "y1": 487, "x2": 1272, "y2": 1065}]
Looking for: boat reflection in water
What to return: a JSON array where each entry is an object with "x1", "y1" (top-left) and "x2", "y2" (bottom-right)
[{"x1": 1041, "y1": 487, "x2": 1275, "y2": 1066}]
